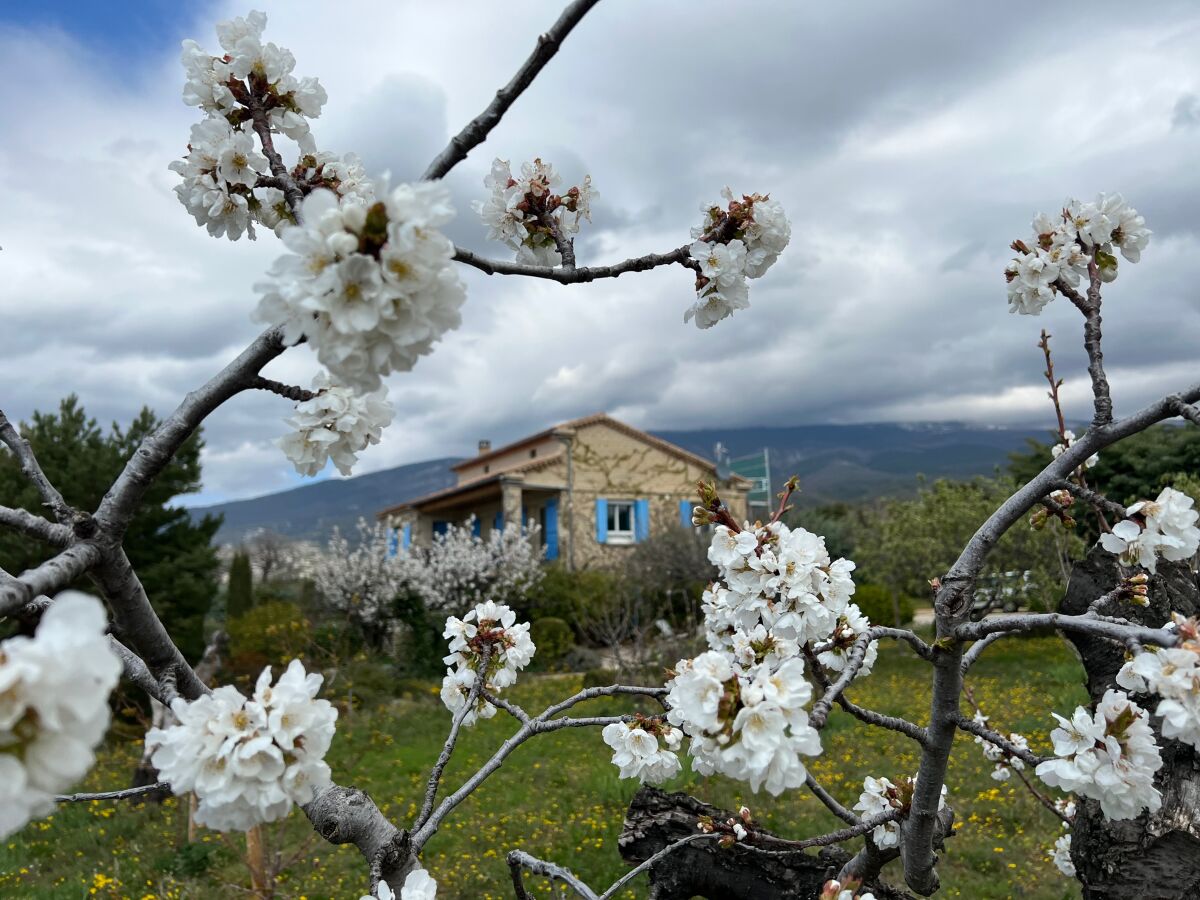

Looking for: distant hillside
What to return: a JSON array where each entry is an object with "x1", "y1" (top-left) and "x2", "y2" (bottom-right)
[
  {"x1": 192, "y1": 457, "x2": 460, "y2": 545},
  {"x1": 654, "y1": 422, "x2": 1044, "y2": 507},
  {"x1": 191, "y1": 423, "x2": 1046, "y2": 546}
]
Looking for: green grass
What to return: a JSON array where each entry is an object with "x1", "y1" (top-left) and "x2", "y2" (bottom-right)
[{"x1": 0, "y1": 637, "x2": 1086, "y2": 900}]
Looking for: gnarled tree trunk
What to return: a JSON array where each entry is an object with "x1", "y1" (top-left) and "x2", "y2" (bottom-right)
[
  {"x1": 1060, "y1": 548, "x2": 1200, "y2": 899},
  {"x1": 619, "y1": 786, "x2": 884, "y2": 900}
]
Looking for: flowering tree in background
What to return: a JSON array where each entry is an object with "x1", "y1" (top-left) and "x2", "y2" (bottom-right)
[{"x1": 3, "y1": 3, "x2": 1200, "y2": 899}]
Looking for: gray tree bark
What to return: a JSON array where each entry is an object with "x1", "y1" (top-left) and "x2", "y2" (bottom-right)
[
  {"x1": 1060, "y1": 547, "x2": 1200, "y2": 899},
  {"x1": 617, "y1": 787, "x2": 910, "y2": 900}
]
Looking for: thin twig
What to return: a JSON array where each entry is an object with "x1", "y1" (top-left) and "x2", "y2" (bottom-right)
[
  {"x1": 415, "y1": 645, "x2": 493, "y2": 831},
  {"x1": 597, "y1": 833, "x2": 718, "y2": 899},
  {"x1": 56, "y1": 782, "x2": 169, "y2": 803},
  {"x1": 0, "y1": 411, "x2": 71, "y2": 522},
  {"x1": 805, "y1": 772, "x2": 859, "y2": 826},
  {"x1": 422, "y1": 0, "x2": 602, "y2": 180},
  {"x1": 251, "y1": 376, "x2": 317, "y2": 403},
  {"x1": 0, "y1": 506, "x2": 72, "y2": 546},
  {"x1": 507, "y1": 849, "x2": 599, "y2": 900},
  {"x1": 453, "y1": 243, "x2": 694, "y2": 283}
]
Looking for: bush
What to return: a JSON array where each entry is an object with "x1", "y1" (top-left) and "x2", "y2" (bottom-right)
[
  {"x1": 336, "y1": 658, "x2": 399, "y2": 709},
  {"x1": 524, "y1": 566, "x2": 617, "y2": 634},
  {"x1": 227, "y1": 601, "x2": 311, "y2": 680},
  {"x1": 531, "y1": 617, "x2": 573, "y2": 670},
  {"x1": 853, "y1": 583, "x2": 916, "y2": 627},
  {"x1": 562, "y1": 644, "x2": 603, "y2": 672}
]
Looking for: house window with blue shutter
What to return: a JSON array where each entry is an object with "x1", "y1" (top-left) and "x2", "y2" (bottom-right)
[
  {"x1": 386, "y1": 527, "x2": 399, "y2": 558},
  {"x1": 472, "y1": 517, "x2": 482, "y2": 538},
  {"x1": 433, "y1": 520, "x2": 449, "y2": 537},
  {"x1": 402, "y1": 523, "x2": 411, "y2": 550},
  {"x1": 494, "y1": 510, "x2": 504, "y2": 532},
  {"x1": 634, "y1": 499, "x2": 650, "y2": 542},
  {"x1": 598, "y1": 499, "x2": 635, "y2": 544},
  {"x1": 543, "y1": 497, "x2": 559, "y2": 560},
  {"x1": 679, "y1": 499, "x2": 693, "y2": 527}
]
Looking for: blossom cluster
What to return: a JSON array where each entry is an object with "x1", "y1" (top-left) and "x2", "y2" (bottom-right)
[
  {"x1": 441, "y1": 602, "x2": 536, "y2": 725},
  {"x1": 1099, "y1": 486, "x2": 1200, "y2": 574},
  {"x1": 1035, "y1": 689, "x2": 1162, "y2": 820},
  {"x1": 475, "y1": 158, "x2": 596, "y2": 266},
  {"x1": 1050, "y1": 429, "x2": 1099, "y2": 470},
  {"x1": 1005, "y1": 193, "x2": 1151, "y2": 315},
  {"x1": 853, "y1": 774, "x2": 945, "y2": 849},
  {"x1": 173, "y1": 11, "x2": 327, "y2": 240},
  {"x1": 601, "y1": 719, "x2": 683, "y2": 785},
  {"x1": 816, "y1": 605, "x2": 878, "y2": 678},
  {"x1": 147, "y1": 660, "x2": 338, "y2": 831},
  {"x1": 685, "y1": 189, "x2": 791, "y2": 328},
  {"x1": 1117, "y1": 614, "x2": 1200, "y2": 748},
  {"x1": 360, "y1": 869, "x2": 437, "y2": 900},
  {"x1": 654, "y1": 517, "x2": 863, "y2": 795},
  {"x1": 279, "y1": 373, "x2": 393, "y2": 476},
  {"x1": 970, "y1": 712, "x2": 1029, "y2": 782},
  {"x1": 254, "y1": 182, "x2": 467, "y2": 393},
  {"x1": 0, "y1": 592, "x2": 122, "y2": 840}
]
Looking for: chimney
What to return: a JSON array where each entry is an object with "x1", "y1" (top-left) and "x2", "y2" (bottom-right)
[{"x1": 478, "y1": 439, "x2": 491, "y2": 455}]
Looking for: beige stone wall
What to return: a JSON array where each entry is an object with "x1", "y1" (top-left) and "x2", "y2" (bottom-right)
[
  {"x1": 560, "y1": 421, "x2": 749, "y2": 570},
  {"x1": 453, "y1": 435, "x2": 562, "y2": 484}
]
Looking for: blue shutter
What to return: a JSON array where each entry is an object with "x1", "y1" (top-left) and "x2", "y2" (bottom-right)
[
  {"x1": 595, "y1": 498, "x2": 608, "y2": 544},
  {"x1": 401, "y1": 523, "x2": 411, "y2": 550},
  {"x1": 387, "y1": 527, "x2": 399, "y2": 558},
  {"x1": 634, "y1": 499, "x2": 650, "y2": 542},
  {"x1": 521, "y1": 504, "x2": 528, "y2": 534},
  {"x1": 433, "y1": 520, "x2": 448, "y2": 537},
  {"x1": 472, "y1": 516, "x2": 482, "y2": 538},
  {"x1": 544, "y1": 497, "x2": 559, "y2": 561},
  {"x1": 679, "y1": 499, "x2": 693, "y2": 527},
  {"x1": 494, "y1": 510, "x2": 504, "y2": 532}
]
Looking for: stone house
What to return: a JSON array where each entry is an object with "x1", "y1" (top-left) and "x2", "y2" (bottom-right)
[{"x1": 377, "y1": 413, "x2": 751, "y2": 570}]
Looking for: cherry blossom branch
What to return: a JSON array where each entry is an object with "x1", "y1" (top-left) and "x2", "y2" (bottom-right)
[
  {"x1": 108, "y1": 636, "x2": 175, "y2": 705},
  {"x1": 410, "y1": 682, "x2": 667, "y2": 849},
  {"x1": 55, "y1": 782, "x2": 169, "y2": 803},
  {"x1": 596, "y1": 834, "x2": 718, "y2": 899},
  {"x1": 453, "y1": 243, "x2": 696, "y2": 282},
  {"x1": 740, "y1": 809, "x2": 902, "y2": 853},
  {"x1": 414, "y1": 646, "x2": 493, "y2": 831},
  {"x1": 1039, "y1": 329, "x2": 1068, "y2": 439},
  {"x1": 1053, "y1": 478, "x2": 1127, "y2": 521},
  {"x1": 1167, "y1": 394, "x2": 1200, "y2": 427},
  {"x1": 95, "y1": 326, "x2": 287, "y2": 536},
  {"x1": 959, "y1": 632, "x2": 1005, "y2": 673},
  {"x1": 951, "y1": 712, "x2": 1044, "y2": 768},
  {"x1": 870, "y1": 625, "x2": 932, "y2": 660},
  {"x1": 507, "y1": 849, "x2": 599, "y2": 900},
  {"x1": 244, "y1": 82, "x2": 304, "y2": 213},
  {"x1": 0, "y1": 410, "x2": 71, "y2": 522},
  {"x1": 904, "y1": 380, "x2": 1200, "y2": 894},
  {"x1": 810, "y1": 634, "x2": 874, "y2": 727},
  {"x1": 422, "y1": 0, "x2": 602, "y2": 180},
  {"x1": 302, "y1": 784, "x2": 412, "y2": 890},
  {"x1": 1054, "y1": 264, "x2": 1112, "y2": 427},
  {"x1": 804, "y1": 772, "x2": 860, "y2": 826},
  {"x1": 804, "y1": 645, "x2": 928, "y2": 745},
  {"x1": 0, "y1": 542, "x2": 103, "y2": 617},
  {"x1": 0, "y1": 506, "x2": 71, "y2": 547},
  {"x1": 250, "y1": 376, "x2": 317, "y2": 403},
  {"x1": 954, "y1": 610, "x2": 1175, "y2": 648}
]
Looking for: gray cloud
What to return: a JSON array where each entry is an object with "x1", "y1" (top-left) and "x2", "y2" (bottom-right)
[{"x1": 2, "y1": 0, "x2": 1199, "y2": 506}]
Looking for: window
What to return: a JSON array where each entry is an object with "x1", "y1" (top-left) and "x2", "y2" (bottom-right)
[
  {"x1": 606, "y1": 500, "x2": 634, "y2": 544},
  {"x1": 530, "y1": 448, "x2": 538, "y2": 458},
  {"x1": 483, "y1": 464, "x2": 490, "y2": 474}
]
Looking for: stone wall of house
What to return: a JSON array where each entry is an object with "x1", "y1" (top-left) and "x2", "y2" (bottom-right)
[
  {"x1": 562, "y1": 421, "x2": 749, "y2": 570},
  {"x1": 453, "y1": 434, "x2": 563, "y2": 484}
]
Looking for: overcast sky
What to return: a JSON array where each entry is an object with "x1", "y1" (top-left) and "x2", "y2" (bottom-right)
[{"x1": 2, "y1": 1, "x2": 1199, "y2": 506}]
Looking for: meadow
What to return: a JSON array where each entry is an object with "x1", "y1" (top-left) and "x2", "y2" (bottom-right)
[{"x1": 0, "y1": 634, "x2": 1086, "y2": 900}]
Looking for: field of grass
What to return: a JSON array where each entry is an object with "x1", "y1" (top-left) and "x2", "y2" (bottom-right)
[{"x1": 0, "y1": 635, "x2": 1087, "y2": 900}]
